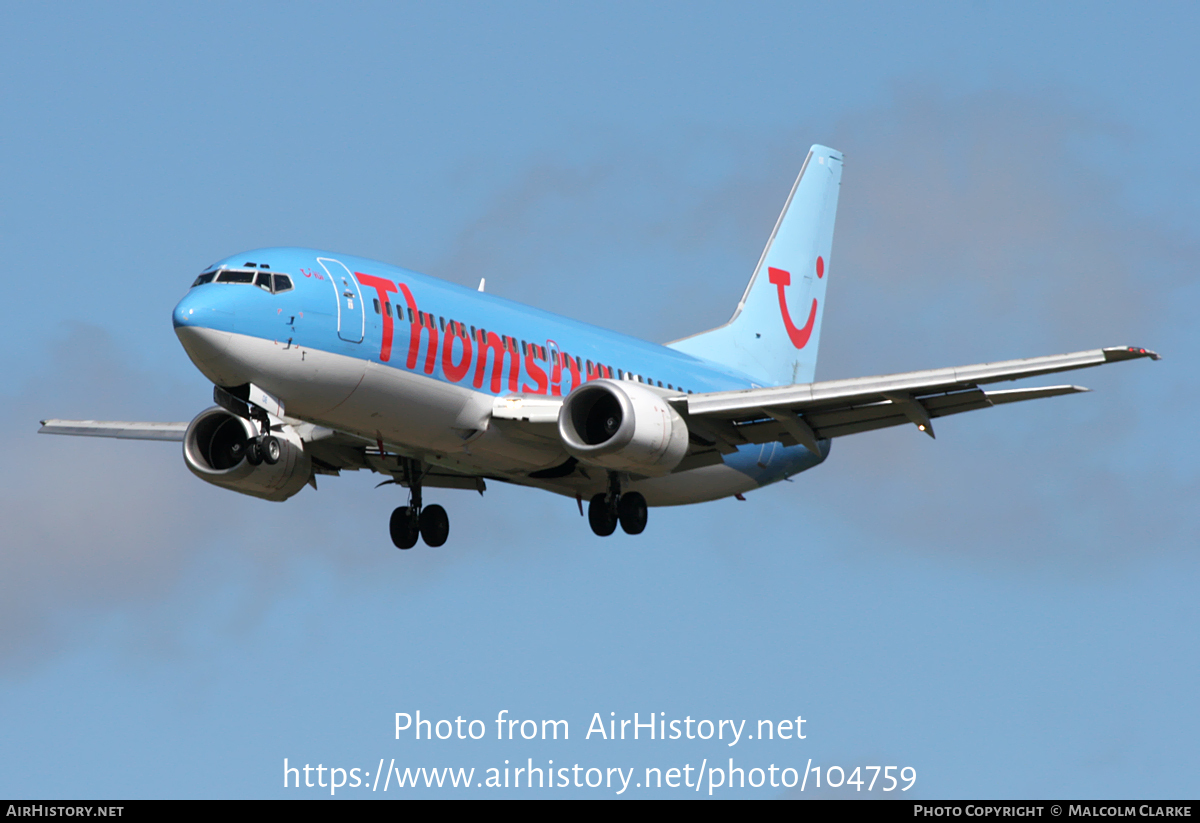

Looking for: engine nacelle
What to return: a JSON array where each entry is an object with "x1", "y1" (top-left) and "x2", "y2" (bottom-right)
[
  {"x1": 558, "y1": 380, "x2": 689, "y2": 475},
  {"x1": 182, "y1": 407, "x2": 311, "y2": 501}
]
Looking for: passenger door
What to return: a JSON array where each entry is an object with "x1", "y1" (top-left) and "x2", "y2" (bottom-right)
[{"x1": 318, "y1": 257, "x2": 364, "y2": 343}]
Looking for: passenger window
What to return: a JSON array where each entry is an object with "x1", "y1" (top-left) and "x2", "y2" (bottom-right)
[
  {"x1": 408, "y1": 308, "x2": 414, "y2": 322},
  {"x1": 384, "y1": 301, "x2": 392, "y2": 317},
  {"x1": 373, "y1": 298, "x2": 381, "y2": 314}
]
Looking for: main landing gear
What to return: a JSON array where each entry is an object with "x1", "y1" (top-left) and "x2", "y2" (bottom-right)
[
  {"x1": 240, "y1": 433, "x2": 282, "y2": 466},
  {"x1": 226, "y1": 395, "x2": 282, "y2": 467},
  {"x1": 389, "y1": 459, "x2": 450, "y2": 550},
  {"x1": 588, "y1": 472, "x2": 648, "y2": 537}
]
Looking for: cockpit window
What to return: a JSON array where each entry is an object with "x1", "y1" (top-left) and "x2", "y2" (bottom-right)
[{"x1": 194, "y1": 268, "x2": 294, "y2": 293}]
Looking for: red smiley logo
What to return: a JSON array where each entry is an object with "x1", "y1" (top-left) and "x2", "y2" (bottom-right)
[{"x1": 768, "y1": 256, "x2": 822, "y2": 349}]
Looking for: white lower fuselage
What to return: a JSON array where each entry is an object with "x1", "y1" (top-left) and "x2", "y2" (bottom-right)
[{"x1": 171, "y1": 247, "x2": 827, "y2": 507}]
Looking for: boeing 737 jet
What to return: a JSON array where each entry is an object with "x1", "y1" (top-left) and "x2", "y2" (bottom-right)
[{"x1": 40, "y1": 145, "x2": 1159, "y2": 549}]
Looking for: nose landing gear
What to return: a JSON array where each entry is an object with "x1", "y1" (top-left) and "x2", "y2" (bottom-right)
[{"x1": 588, "y1": 472, "x2": 648, "y2": 537}]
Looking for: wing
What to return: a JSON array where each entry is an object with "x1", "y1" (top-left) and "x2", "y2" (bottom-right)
[
  {"x1": 672, "y1": 345, "x2": 1161, "y2": 454},
  {"x1": 38, "y1": 420, "x2": 190, "y2": 441},
  {"x1": 38, "y1": 416, "x2": 490, "y2": 491}
]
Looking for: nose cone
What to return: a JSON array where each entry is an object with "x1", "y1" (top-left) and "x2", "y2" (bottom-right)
[
  {"x1": 172, "y1": 297, "x2": 191, "y2": 329},
  {"x1": 173, "y1": 287, "x2": 244, "y2": 386},
  {"x1": 173, "y1": 287, "x2": 235, "y2": 330}
]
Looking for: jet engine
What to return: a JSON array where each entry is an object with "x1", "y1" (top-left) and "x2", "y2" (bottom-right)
[
  {"x1": 557, "y1": 380, "x2": 689, "y2": 475},
  {"x1": 182, "y1": 407, "x2": 311, "y2": 501}
]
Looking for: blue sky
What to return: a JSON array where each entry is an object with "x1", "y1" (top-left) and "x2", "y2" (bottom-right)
[{"x1": 1, "y1": 1, "x2": 1196, "y2": 798}]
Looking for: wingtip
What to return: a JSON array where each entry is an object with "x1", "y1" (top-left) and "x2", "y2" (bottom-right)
[{"x1": 1103, "y1": 346, "x2": 1161, "y2": 362}]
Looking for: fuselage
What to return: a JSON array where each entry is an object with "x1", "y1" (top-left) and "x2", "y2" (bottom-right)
[{"x1": 172, "y1": 247, "x2": 827, "y2": 505}]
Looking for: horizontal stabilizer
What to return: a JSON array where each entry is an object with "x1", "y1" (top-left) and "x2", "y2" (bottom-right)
[{"x1": 38, "y1": 420, "x2": 188, "y2": 441}]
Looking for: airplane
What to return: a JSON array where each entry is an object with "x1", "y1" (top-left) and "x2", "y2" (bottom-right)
[{"x1": 39, "y1": 144, "x2": 1160, "y2": 550}]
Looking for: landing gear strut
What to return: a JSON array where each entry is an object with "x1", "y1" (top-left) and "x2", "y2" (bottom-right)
[
  {"x1": 389, "y1": 458, "x2": 450, "y2": 550},
  {"x1": 588, "y1": 472, "x2": 648, "y2": 537},
  {"x1": 239, "y1": 402, "x2": 282, "y2": 467}
]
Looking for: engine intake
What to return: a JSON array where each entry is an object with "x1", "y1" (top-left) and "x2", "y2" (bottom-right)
[
  {"x1": 558, "y1": 380, "x2": 689, "y2": 475},
  {"x1": 183, "y1": 407, "x2": 311, "y2": 501}
]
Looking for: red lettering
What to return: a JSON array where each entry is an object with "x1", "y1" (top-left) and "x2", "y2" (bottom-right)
[
  {"x1": 473, "y1": 331, "x2": 519, "y2": 393},
  {"x1": 522, "y1": 347, "x2": 548, "y2": 394},
  {"x1": 561, "y1": 352, "x2": 581, "y2": 394},
  {"x1": 355, "y1": 272, "x2": 398, "y2": 362},
  {"x1": 442, "y1": 324, "x2": 473, "y2": 382},
  {"x1": 547, "y1": 342, "x2": 562, "y2": 396},
  {"x1": 398, "y1": 283, "x2": 438, "y2": 374}
]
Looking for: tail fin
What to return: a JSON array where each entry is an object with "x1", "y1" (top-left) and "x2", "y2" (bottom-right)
[{"x1": 669, "y1": 144, "x2": 842, "y2": 386}]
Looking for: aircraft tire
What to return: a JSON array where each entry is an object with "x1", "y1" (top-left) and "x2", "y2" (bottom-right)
[
  {"x1": 261, "y1": 435, "x2": 282, "y2": 465},
  {"x1": 419, "y1": 504, "x2": 449, "y2": 548},
  {"x1": 588, "y1": 494, "x2": 617, "y2": 537},
  {"x1": 390, "y1": 506, "x2": 419, "y2": 550},
  {"x1": 245, "y1": 438, "x2": 263, "y2": 466},
  {"x1": 618, "y1": 492, "x2": 648, "y2": 535}
]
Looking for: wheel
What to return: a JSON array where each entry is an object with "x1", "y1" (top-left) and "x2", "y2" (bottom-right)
[
  {"x1": 261, "y1": 435, "x2": 282, "y2": 465},
  {"x1": 389, "y1": 506, "x2": 419, "y2": 550},
  {"x1": 588, "y1": 494, "x2": 617, "y2": 537},
  {"x1": 419, "y1": 504, "x2": 449, "y2": 547},
  {"x1": 618, "y1": 492, "x2": 648, "y2": 535},
  {"x1": 245, "y1": 438, "x2": 263, "y2": 466}
]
